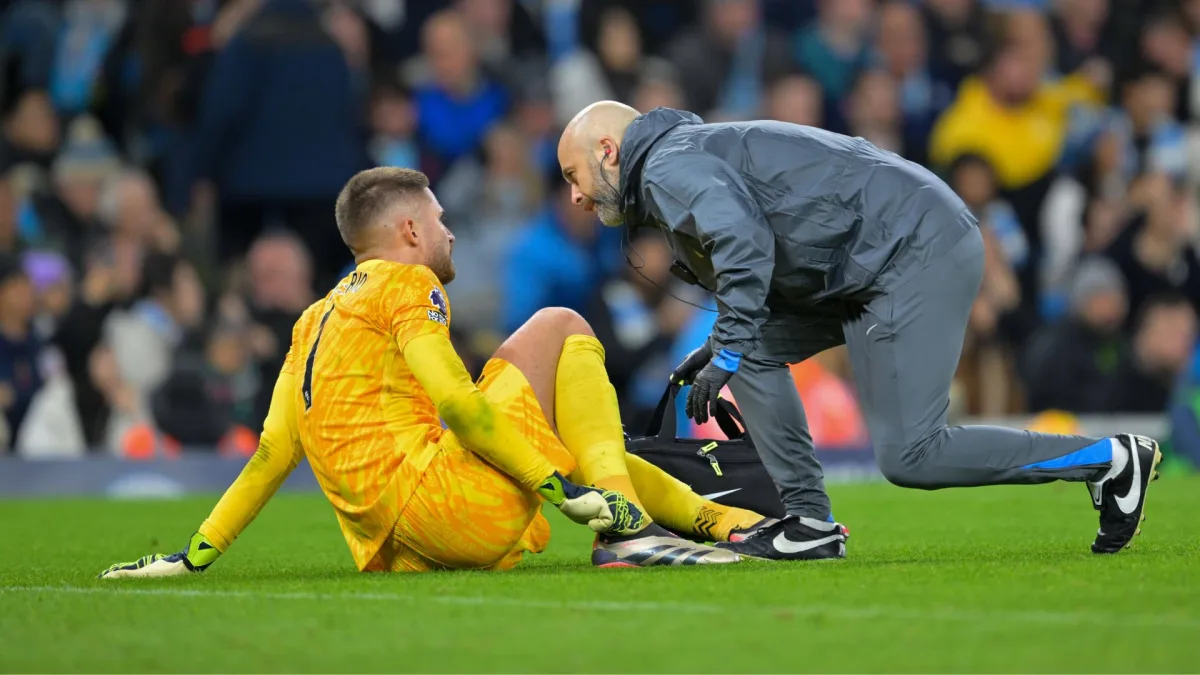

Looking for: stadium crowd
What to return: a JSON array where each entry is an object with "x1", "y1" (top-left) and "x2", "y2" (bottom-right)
[{"x1": 0, "y1": 0, "x2": 1198, "y2": 465}]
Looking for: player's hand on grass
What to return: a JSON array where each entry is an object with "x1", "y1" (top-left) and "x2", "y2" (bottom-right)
[
  {"x1": 685, "y1": 349, "x2": 740, "y2": 425},
  {"x1": 98, "y1": 532, "x2": 221, "y2": 579}
]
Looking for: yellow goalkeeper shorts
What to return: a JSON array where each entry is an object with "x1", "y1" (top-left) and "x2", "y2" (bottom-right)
[{"x1": 374, "y1": 358, "x2": 576, "y2": 572}]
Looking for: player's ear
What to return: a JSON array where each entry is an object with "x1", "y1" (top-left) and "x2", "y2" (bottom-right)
[{"x1": 399, "y1": 218, "x2": 420, "y2": 247}]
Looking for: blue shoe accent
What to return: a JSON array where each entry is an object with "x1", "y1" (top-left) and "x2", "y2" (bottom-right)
[
  {"x1": 1022, "y1": 438, "x2": 1113, "y2": 471},
  {"x1": 826, "y1": 514, "x2": 835, "y2": 523}
]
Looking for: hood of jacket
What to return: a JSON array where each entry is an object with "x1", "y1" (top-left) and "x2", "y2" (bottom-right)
[{"x1": 618, "y1": 108, "x2": 704, "y2": 223}]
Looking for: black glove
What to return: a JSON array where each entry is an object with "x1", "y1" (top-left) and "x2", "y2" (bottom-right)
[
  {"x1": 684, "y1": 349, "x2": 742, "y2": 424},
  {"x1": 671, "y1": 342, "x2": 713, "y2": 385}
]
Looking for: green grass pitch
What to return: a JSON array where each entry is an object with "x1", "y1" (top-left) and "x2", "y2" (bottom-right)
[{"x1": 2, "y1": 479, "x2": 1199, "y2": 673}]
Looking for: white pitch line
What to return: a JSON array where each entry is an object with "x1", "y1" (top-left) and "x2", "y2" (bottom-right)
[{"x1": 3, "y1": 585, "x2": 1199, "y2": 630}]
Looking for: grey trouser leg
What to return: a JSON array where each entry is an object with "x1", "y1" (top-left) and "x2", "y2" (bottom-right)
[
  {"x1": 844, "y1": 226, "x2": 1107, "y2": 489},
  {"x1": 727, "y1": 308, "x2": 844, "y2": 519}
]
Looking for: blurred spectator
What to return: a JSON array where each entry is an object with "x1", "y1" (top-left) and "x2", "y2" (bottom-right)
[
  {"x1": 0, "y1": 253, "x2": 41, "y2": 447},
  {"x1": 930, "y1": 43, "x2": 1106, "y2": 315},
  {"x1": 502, "y1": 183, "x2": 620, "y2": 334},
  {"x1": 47, "y1": 0, "x2": 129, "y2": 119},
  {"x1": 440, "y1": 123, "x2": 546, "y2": 333},
  {"x1": 2, "y1": 85, "x2": 60, "y2": 166},
  {"x1": 920, "y1": 0, "x2": 988, "y2": 90},
  {"x1": 368, "y1": 78, "x2": 430, "y2": 173},
  {"x1": 551, "y1": 5, "x2": 674, "y2": 126},
  {"x1": 413, "y1": 10, "x2": 509, "y2": 166},
  {"x1": 102, "y1": 251, "x2": 205, "y2": 419},
  {"x1": 454, "y1": 0, "x2": 546, "y2": 86},
  {"x1": 631, "y1": 73, "x2": 687, "y2": 114},
  {"x1": 441, "y1": 122, "x2": 545, "y2": 232},
  {"x1": 951, "y1": 155, "x2": 1024, "y2": 413},
  {"x1": 666, "y1": 0, "x2": 792, "y2": 121},
  {"x1": 22, "y1": 250, "x2": 72, "y2": 341},
  {"x1": 1023, "y1": 257, "x2": 1131, "y2": 412},
  {"x1": 845, "y1": 70, "x2": 905, "y2": 156},
  {"x1": 0, "y1": 0, "x2": 60, "y2": 98},
  {"x1": 511, "y1": 76, "x2": 559, "y2": 177},
  {"x1": 794, "y1": 0, "x2": 872, "y2": 129},
  {"x1": 763, "y1": 73, "x2": 823, "y2": 127},
  {"x1": 1051, "y1": 0, "x2": 1113, "y2": 74},
  {"x1": 584, "y1": 228, "x2": 693, "y2": 430},
  {"x1": 239, "y1": 230, "x2": 312, "y2": 426},
  {"x1": 1005, "y1": 8, "x2": 1059, "y2": 78},
  {"x1": 1119, "y1": 293, "x2": 1198, "y2": 412},
  {"x1": 132, "y1": 0, "x2": 262, "y2": 214},
  {"x1": 20, "y1": 116, "x2": 119, "y2": 269},
  {"x1": 1103, "y1": 174, "x2": 1200, "y2": 328},
  {"x1": 51, "y1": 237, "x2": 142, "y2": 448},
  {"x1": 951, "y1": 154, "x2": 1030, "y2": 277},
  {"x1": 98, "y1": 168, "x2": 181, "y2": 252},
  {"x1": 151, "y1": 320, "x2": 259, "y2": 451},
  {"x1": 0, "y1": 169, "x2": 20, "y2": 255},
  {"x1": 875, "y1": 0, "x2": 951, "y2": 166},
  {"x1": 195, "y1": 0, "x2": 367, "y2": 290},
  {"x1": 1112, "y1": 69, "x2": 1188, "y2": 182},
  {"x1": 1137, "y1": 11, "x2": 1195, "y2": 124}
]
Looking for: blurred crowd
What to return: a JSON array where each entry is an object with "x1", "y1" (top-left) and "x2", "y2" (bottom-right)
[{"x1": 0, "y1": 0, "x2": 1198, "y2": 466}]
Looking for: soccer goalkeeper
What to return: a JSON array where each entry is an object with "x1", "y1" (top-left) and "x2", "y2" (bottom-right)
[{"x1": 101, "y1": 168, "x2": 772, "y2": 577}]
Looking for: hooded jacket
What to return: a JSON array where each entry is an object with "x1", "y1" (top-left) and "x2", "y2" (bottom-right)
[{"x1": 618, "y1": 108, "x2": 978, "y2": 357}]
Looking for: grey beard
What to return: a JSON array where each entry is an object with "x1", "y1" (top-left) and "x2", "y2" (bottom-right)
[{"x1": 589, "y1": 158, "x2": 625, "y2": 226}]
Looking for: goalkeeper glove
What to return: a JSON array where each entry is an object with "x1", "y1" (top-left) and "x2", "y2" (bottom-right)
[
  {"x1": 98, "y1": 532, "x2": 221, "y2": 579},
  {"x1": 537, "y1": 471, "x2": 647, "y2": 535}
]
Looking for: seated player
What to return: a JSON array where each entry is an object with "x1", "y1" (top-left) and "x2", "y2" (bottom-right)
[{"x1": 100, "y1": 168, "x2": 771, "y2": 577}]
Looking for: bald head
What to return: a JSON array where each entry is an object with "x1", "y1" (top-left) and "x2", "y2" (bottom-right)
[
  {"x1": 561, "y1": 101, "x2": 640, "y2": 150},
  {"x1": 557, "y1": 101, "x2": 640, "y2": 226}
]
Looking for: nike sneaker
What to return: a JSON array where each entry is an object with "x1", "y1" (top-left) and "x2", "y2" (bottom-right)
[
  {"x1": 592, "y1": 523, "x2": 742, "y2": 567},
  {"x1": 1088, "y1": 434, "x2": 1162, "y2": 554},
  {"x1": 715, "y1": 516, "x2": 847, "y2": 561}
]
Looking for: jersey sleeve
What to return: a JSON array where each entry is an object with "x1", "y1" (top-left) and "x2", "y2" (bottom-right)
[
  {"x1": 383, "y1": 265, "x2": 452, "y2": 351},
  {"x1": 404, "y1": 332, "x2": 557, "y2": 491},
  {"x1": 198, "y1": 321, "x2": 307, "y2": 552}
]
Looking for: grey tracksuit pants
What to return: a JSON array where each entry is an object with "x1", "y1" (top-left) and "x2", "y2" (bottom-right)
[{"x1": 727, "y1": 226, "x2": 1109, "y2": 520}]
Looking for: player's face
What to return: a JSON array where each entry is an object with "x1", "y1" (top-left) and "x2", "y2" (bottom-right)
[{"x1": 416, "y1": 189, "x2": 456, "y2": 284}]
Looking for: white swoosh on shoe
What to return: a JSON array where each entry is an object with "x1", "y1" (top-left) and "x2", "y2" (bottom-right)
[
  {"x1": 772, "y1": 532, "x2": 843, "y2": 554},
  {"x1": 1113, "y1": 441, "x2": 1142, "y2": 515}
]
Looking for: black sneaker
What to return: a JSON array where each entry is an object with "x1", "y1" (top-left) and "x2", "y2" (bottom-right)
[
  {"x1": 715, "y1": 516, "x2": 847, "y2": 560},
  {"x1": 728, "y1": 517, "x2": 781, "y2": 543},
  {"x1": 1088, "y1": 434, "x2": 1162, "y2": 554}
]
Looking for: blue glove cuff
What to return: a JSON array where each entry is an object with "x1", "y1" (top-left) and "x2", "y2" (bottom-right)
[{"x1": 713, "y1": 349, "x2": 742, "y2": 373}]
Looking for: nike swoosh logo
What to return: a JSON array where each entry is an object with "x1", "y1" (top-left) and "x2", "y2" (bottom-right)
[
  {"x1": 772, "y1": 532, "x2": 843, "y2": 554},
  {"x1": 700, "y1": 488, "x2": 742, "y2": 501},
  {"x1": 1113, "y1": 440, "x2": 1142, "y2": 515}
]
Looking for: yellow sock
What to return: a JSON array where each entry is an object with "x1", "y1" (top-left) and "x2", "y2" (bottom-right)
[
  {"x1": 555, "y1": 335, "x2": 647, "y2": 513},
  {"x1": 625, "y1": 453, "x2": 765, "y2": 542}
]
